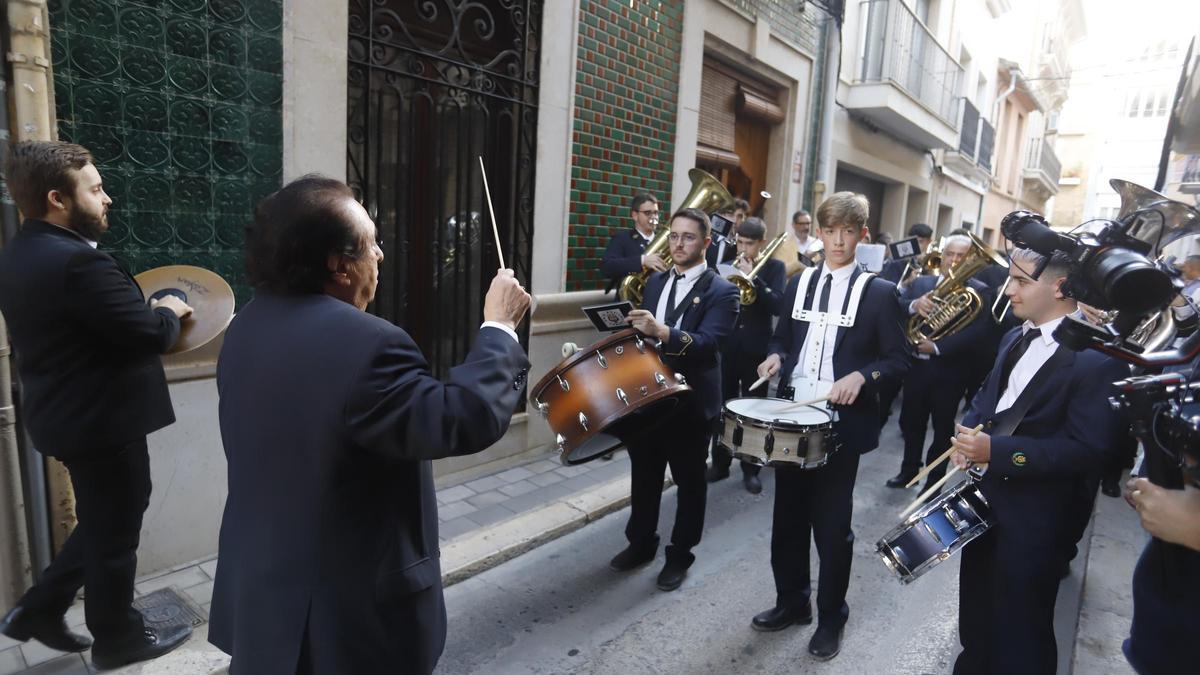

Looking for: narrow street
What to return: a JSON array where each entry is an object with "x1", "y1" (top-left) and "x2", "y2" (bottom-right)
[{"x1": 440, "y1": 425, "x2": 966, "y2": 674}]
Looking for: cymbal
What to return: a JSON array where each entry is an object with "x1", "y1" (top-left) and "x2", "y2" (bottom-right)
[{"x1": 135, "y1": 265, "x2": 235, "y2": 355}]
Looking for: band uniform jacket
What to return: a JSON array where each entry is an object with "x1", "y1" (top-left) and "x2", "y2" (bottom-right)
[
  {"x1": 0, "y1": 219, "x2": 180, "y2": 458},
  {"x1": 962, "y1": 327, "x2": 1128, "y2": 542},
  {"x1": 600, "y1": 228, "x2": 651, "y2": 293},
  {"x1": 209, "y1": 293, "x2": 529, "y2": 675},
  {"x1": 728, "y1": 257, "x2": 786, "y2": 353},
  {"x1": 640, "y1": 269, "x2": 740, "y2": 421},
  {"x1": 898, "y1": 274, "x2": 996, "y2": 369},
  {"x1": 769, "y1": 265, "x2": 909, "y2": 453}
]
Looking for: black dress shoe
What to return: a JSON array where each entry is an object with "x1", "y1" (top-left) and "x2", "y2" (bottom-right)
[
  {"x1": 1101, "y1": 479, "x2": 1121, "y2": 498},
  {"x1": 743, "y1": 474, "x2": 763, "y2": 494},
  {"x1": 656, "y1": 559, "x2": 687, "y2": 592},
  {"x1": 751, "y1": 605, "x2": 812, "y2": 632},
  {"x1": 705, "y1": 465, "x2": 730, "y2": 483},
  {"x1": 91, "y1": 623, "x2": 192, "y2": 669},
  {"x1": 609, "y1": 535, "x2": 659, "y2": 571},
  {"x1": 808, "y1": 624, "x2": 843, "y2": 661},
  {"x1": 885, "y1": 472, "x2": 917, "y2": 488},
  {"x1": 0, "y1": 606, "x2": 92, "y2": 653}
]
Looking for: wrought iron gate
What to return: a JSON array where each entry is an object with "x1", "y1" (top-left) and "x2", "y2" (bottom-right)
[{"x1": 347, "y1": 0, "x2": 540, "y2": 378}]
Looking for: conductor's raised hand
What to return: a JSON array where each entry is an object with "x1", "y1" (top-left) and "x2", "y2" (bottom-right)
[{"x1": 483, "y1": 269, "x2": 531, "y2": 330}]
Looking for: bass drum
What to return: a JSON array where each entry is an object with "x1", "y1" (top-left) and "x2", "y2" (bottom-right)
[{"x1": 530, "y1": 329, "x2": 691, "y2": 465}]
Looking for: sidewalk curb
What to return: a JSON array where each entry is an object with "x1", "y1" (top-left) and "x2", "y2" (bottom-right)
[{"x1": 440, "y1": 471, "x2": 667, "y2": 587}]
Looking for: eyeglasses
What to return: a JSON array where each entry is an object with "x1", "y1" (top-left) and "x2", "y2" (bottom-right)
[
  {"x1": 667, "y1": 232, "x2": 700, "y2": 244},
  {"x1": 637, "y1": 209, "x2": 660, "y2": 217}
]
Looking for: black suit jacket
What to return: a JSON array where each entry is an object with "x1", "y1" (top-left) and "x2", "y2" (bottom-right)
[
  {"x1": 0, "y1": 220, "x2": 180, "y2": 458},
  {"x1": 728, "y1": 257, "x2": 786, "y2": 354},
  {"x1": 769, "y1": 266, "x2": 909, "y2": 453},
  {"x1": 879, "y1": 258, "x2": 909, "y2": 284},
  {"x1": 640, "y1": 268, "x2": 740, "y2": 420},
  {"x1": 208, "y1": 293, "x2": 528, "y2": 675},
  {"x1": 705, "y1": 239, "x2": 737, "y2": 268},
  {"x1": 600, "y1": 228, "x2": 652, "y2": 292},
  {"x1": 963, "y1": 327, "x2": 1128, "y2": 543}
]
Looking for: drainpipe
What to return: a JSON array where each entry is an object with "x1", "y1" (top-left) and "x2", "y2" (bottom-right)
[
  {"x1": 991, "y1": 67, "x2": 1022, "y2": 214},
  {"x1": 813, "y1": 7, "x2": 843, "y2": 207},
  {"x1": 5, "y1": 0, "x2": 75, "y2": 567}
]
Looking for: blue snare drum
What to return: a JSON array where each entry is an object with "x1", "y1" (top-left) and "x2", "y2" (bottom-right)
[{"x1": 876, "y1": 479, "x2": 993, "y2": 584}]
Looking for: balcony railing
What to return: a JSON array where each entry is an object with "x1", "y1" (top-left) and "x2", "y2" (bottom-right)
[
  {"x1": 951, "y1": 99, "x2": 994, "y2": 173},
  {"x1": 856, "y1": 0, "x2": 963, "y2": 124},
  {"x1": 1025, "y1": 137, "x2": 1062, "y2": 185}
]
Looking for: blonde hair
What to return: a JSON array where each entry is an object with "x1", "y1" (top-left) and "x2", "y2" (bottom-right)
[{"x1": 816, "y1": 192, "x2": 869, "y2": 230}]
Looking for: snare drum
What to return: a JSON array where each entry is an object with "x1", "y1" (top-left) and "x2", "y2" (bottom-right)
[
  {"x1": 876, "y1": 479, "x2": 993, "y2": 584},
  {"x1": 720, "y1": 398, "x2": 837, "y2": 469}
]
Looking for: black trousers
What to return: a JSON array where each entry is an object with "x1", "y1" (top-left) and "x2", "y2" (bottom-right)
[
  {"x1": 18, "y1": 439, "x2": 151, "y2": 642},
  {"x1": 625, "y1": 402, "x2": 710, "y2": 565},
  {"x1": 898, "y1": 360, "x2": 963, "y2": 483},
  {"x1": 712, "y1": 347, "x2": 763, "y2": 478},
  {"x1": 955, "y1": 513, "x2": 1069, "y2": 674},
  {"x1": 770, "y1": 445, "x2": 861, "y2": 628}
]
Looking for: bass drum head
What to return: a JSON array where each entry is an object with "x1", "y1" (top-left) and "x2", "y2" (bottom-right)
[
  {"x1": 561, "y1": 432, "x2": 623, "y2": 465},
  {"x1": 724, "y1": 398, "x2": 830, "y2": 426}
]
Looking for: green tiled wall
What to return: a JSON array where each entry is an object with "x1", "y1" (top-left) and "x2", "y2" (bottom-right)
[
  {"x1": 49, "y1": 0, "x2": 284, "y2": 306},
  {"x1": 566, "y1": 0, "x2": 683, "y2": 291}
]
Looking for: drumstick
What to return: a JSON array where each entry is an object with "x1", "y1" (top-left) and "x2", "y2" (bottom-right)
[
  {"x1": 905, "y1": 424, "x2": 984, "y2": 488},
  {"x1": 899, "y1": 465, "x2": 960, "y2": 520},
  {"x1": 478, "y1": 156, "x2": 506, "y2": 270},
  {"x1": 747, "y1": 375, "x2": 769, "y2": 392},
  {"x1": 773, "y1": 395, "x2": 829, "y2": 413}
]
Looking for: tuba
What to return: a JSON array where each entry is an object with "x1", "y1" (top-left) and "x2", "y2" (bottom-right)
[
  {"x1": 906, "y1": 232, "x2": 1008, "y2": 346},
  {"x1": 726, "y1": 231, "x2": 789, "y2": 305},
  {"x1": 617, "y1": 168, "x2": 734, "y2": 304}
]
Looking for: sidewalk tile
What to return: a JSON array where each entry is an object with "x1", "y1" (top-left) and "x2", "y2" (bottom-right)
[
  {"x1": 438, "y1": 516, "x2": 477, "y2": 542},
  {"x1": 437, "y1": 485, "x2": 475, "y2": 503},
  {"x1": 466, "y1": 504, "x2": 516, "y2": 528},
  {"x1": 560, "y1": 473, "x2": 603, "y2": 494},
  {"x1": 0, "y1": 647, "x2": 25, "y2": 675},
  {"x1": 496, "y1": 467, "x2": 535, "y2": 483},
  {"x1": 529, "y1": 471, "x2": 565, "y2": 487},
  {"x1": 464, "y1": 475, "x2": 505, "y2": 493},
  {"x1": 499, "y1": 480, "x2": 538, "y2": 498},
  {"x1": 500, "y1": 483, "x2": 575, "y2": 514},
  {"x1": 20, "y1": 640, "x2": 78, "y2": 668},
  {"x1": 135, "y1": 565, "x2": 209, "y2": 596},
  {"x1": 0, "y1": 632, "x2": 20, "y2": 652},
  {"x1": 525, "y1": 459, "x2": 561, "y2": 474},
  {"x1": 200, "y1": 558, "x2": 219, "y2": 580},
  {"x1": 25, "y1": 654, "x2": 89, "y2": 674},
  {"x1": 185, "y1": 580, "x2": 215, "y2": 606},
  {"x1": 437, "y1": 500, "x2": 478, "y2": 521},
  {"x1": 466, "y1": 490, "x2": 508, "y2": 508},
  {"x1": 64, "y1": 602, "x2": 85, "y2": 629},
  {"x1": 554, "y1": 465, "x2": 590, "y2": 478}
]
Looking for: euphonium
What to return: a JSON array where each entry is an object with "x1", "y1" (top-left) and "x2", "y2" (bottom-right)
[
  {"x1": 727, "y1": 231, "x2": 789, "y2": 305},
  {"x1": 617, "y1": 168, "x2": 734, "y2": 304},
  {"x1": 906, "y1": 232, "x2": 1008, "y2": 346}
]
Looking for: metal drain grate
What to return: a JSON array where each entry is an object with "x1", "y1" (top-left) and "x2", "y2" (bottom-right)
[{"x1": 132, "y1": 587, "x2": 207, "y2": 628}]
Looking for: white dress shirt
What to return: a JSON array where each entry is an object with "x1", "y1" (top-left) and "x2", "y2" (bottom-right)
[
  {"x1": 654, "y1": 260, "x2": 707, "y2": 327},
  {"x1": 791, "y1": 263, "x2": 855, "y2": 386},
  {"x1": 794, "y1": 233, "x2": 824, "y2": 256},
  {"x1": 995, "y1": 315, "x2": 1065, "y2": 413}
]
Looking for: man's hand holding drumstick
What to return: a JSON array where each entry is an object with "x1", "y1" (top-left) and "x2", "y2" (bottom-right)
[
  {"x1": 755, "y1": 353, "x2": 865, "y2": 405},
  {"x1": 950, "y1": 423, "x2": 991, "y2": 469}
]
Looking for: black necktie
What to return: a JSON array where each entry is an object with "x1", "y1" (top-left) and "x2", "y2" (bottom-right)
[
  {"x1": 1000, "y1": 328, "x2": 1041, "y2": 387},
  {"x1": 665, "y1": 271, "x2": 683, "y2": 315},
  {"x1": 818, "y1": 273, "x2": 832, "y2": 312}
]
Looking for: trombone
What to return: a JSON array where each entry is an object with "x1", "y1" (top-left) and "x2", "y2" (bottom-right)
[{"x1": 724, "y1": 231, "x2": 788, "y2": 305}]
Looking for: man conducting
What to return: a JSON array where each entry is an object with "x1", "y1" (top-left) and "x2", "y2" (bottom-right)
[{"x1": 208, "y1": 176, "x2": 531, "y2": 674}]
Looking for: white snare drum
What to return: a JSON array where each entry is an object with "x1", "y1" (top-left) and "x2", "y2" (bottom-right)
[{"x1": 720, "y1": 398, "x2": 837, "y2": 469}]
